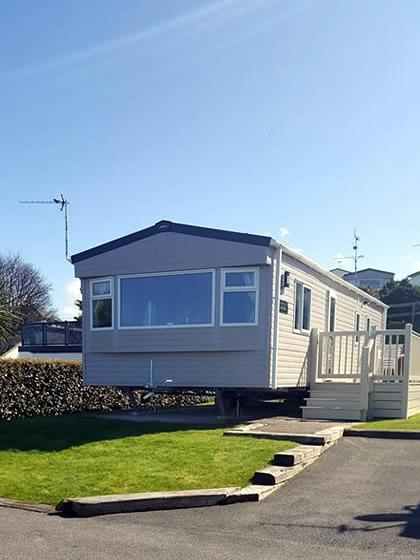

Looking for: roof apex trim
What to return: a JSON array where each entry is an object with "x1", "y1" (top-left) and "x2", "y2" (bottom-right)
[{"x1": 71, "y1": 220, "x2": 275, "y2": 264}]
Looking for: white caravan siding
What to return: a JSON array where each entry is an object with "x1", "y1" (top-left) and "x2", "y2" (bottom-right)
[{"x1": 276, "y1": 251, "x2": 386, "y2": 388}]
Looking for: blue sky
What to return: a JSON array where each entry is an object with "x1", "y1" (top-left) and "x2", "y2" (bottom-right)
[{"x1": 1, "y1": 0, "x2": 420, "y2": 318}]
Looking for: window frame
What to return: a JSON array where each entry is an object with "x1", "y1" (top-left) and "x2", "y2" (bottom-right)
[
  {"x1": 293, "y1": 281, "x2": 312, "y2": 334},
  {"x1": 220, "y1": 267, "x2": 259, "y2": 327},
  {"x1": 327, "y1": 290, "x2": 337, "y2": 332},
  {"x1": 117, "y1": 269, "x2": 216, "y2": 330},
  {"x1": 90, "y1": 277, "x2": 114, "y2": 331}
]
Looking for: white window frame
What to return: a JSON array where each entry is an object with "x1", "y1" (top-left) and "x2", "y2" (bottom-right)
[
  {"x1": 220, "y1": 267, "x2": 259, "y2": 327},
  {"x1": 117, "y1": 269, "x2": 216, "y2": 330},
  {"x1": 327, "y1": 290, "x2": 337, "y2": 332},
  {"x1": 90, "y1": 277, "x2": 114, "y2": 331},
  {"x1": 294, "y1": 281, "x2": 312, "y2": 334}
]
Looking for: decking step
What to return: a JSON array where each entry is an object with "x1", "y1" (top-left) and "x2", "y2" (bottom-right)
[
  {"x1": 302, "y1": 406, "x2": 361, "y2": 421},
  {"x1": 305, "y1": 398, "x2": 361, "y2": 409},
  {"x1": 310, "y1": 384, "x2": 360, "y2": 393},
  {"x1": 309, "y1": 391, "x2": 361, "y2": 399},
  {"x1": 306, "y1": 390, "x2": 361, "y2": 398}
]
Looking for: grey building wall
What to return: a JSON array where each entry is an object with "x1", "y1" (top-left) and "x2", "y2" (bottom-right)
[{"x1": 78, "y1": 232, "x2": 275, "y2": 389}]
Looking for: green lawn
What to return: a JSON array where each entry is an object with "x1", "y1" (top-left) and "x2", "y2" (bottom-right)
[
  {"x1": 0, "y1": 416, "x2": 293, "y2": 505},
  {"x1": 356, "y1": 413, "x2": 420, "y2": 431}
]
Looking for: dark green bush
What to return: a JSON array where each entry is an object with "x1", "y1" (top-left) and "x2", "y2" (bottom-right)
[{"x1": 0, "y1": 359, "x2": 210, "y2": 420}]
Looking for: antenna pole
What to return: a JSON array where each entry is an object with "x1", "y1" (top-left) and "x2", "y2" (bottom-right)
[
  {"x1": 19, "y1": 194, "x2": 71, "y2": 263},
  {"x1": 333, "y1": 229, "x2": 364, "y2": 277},
  {"x1": 64, "y1": 198, "x2": 70, "y2": 262},
  {"x1": 353, "y1": 229, "x2": 359, "y2": 281}
]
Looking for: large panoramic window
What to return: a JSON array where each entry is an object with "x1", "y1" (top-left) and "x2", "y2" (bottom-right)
[
  {"x1": 294, "y1": 281, "x2": 311, "y2": 332},
  {"x1": 221, "y1": 268, "x2": 258, "y2": 326},
  {"x1": 90, "y1": 278, "x2": 113, "y2": 329},
  {"x1": 119, "y1": 270, "x2": 214, "y2": 328}
]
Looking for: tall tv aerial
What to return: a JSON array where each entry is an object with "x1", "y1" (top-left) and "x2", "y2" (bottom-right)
[
  {"x1": 19, "y1": 194, "x2": 71, "y2": 263},
  {"x1": 334, "y1": 229, "x2": 364, "y2": 281}
]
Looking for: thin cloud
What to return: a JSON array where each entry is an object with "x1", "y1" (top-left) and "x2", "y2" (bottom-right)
[
  {"x1": 279, "y1": 227, "x2": 290, "y2": 238},
  {"x1": 5, "y1": 0, "x2": 251, "y2": 77}
]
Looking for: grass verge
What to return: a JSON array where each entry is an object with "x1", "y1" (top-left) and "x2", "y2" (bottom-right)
[
  {"x1": 355, "y1": 413, "x2": 420, "y2": 431},
  {"x1": 0, "y1": 416, "x2": 293, "y2": 505}
]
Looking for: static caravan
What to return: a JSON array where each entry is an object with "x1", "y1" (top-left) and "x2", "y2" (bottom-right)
[{"x1": 69, "y1": 220, "x2": 420, "y2": 421}]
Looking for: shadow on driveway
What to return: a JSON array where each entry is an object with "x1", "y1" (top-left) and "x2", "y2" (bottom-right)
[{"x1": 351, "y1": 503, "x2": 420, "y2": 540}]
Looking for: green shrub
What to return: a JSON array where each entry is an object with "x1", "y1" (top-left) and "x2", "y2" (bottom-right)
[{"x1": 0, "y1": 359, "x2": 210, "y2": 420}]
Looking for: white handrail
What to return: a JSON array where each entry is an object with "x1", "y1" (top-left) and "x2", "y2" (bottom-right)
[{"x1": 317, "y1": 327, "x2": 410, "y2": 382}]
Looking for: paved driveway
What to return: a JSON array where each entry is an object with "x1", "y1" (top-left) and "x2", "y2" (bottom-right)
[{"x1": 1, "y1": 438, "x2": 419, "y2": 559}]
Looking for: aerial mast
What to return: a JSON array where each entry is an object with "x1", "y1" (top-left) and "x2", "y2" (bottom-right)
[
  {"x1": 19, "y1": 194, "x2": 71, "y2": 263},
  {"x1": 334, "y1": 229, "x2": 364, "y2": 281}
]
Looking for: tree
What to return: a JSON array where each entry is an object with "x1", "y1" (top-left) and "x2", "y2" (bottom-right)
[
  {"x1": 379, "y1": 278, "x2": 420, "y2": 304},
  {"x1": 360, "y1": 285, "x2": 380, "y2": 299},
  {"x1": 0, "y1": 292, "x2": 17, "y2": 347},
  {"x1": 0, "y1": 254, "x2": 55, "y2": 323},
  {"x1": 74, "y1": 298, "x2": 82, "y2": 322},
  {"x1": 372, "y1": 279, "x2": 420, "y2": 332}
]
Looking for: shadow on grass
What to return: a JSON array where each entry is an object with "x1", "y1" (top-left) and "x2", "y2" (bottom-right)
[
  {"x1": 0, "y1": 415, "x2": 238, "y2": 452},
  {"x1": 0, "y1": 393, "x2": 307, "y2": 453}
]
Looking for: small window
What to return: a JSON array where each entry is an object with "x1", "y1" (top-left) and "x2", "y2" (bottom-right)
[
  {"x1": 221, "y1": 268, "x2": 258, "y2": 326},
  {"x1": 366, "y1": 317, "x2": 371, "y2": 332},
  {"x1": 294, "y1": 282, "x2": 311, "y2": 332},
  {"x1": 328, "y1": 292, "x2": 337, "y2": 332},
  {"x1": 355, "y1": 312, "x2": 361, "y2": 342},
  {"x1": 91, "y1": 278, "x2": 113, "y2": 329}
]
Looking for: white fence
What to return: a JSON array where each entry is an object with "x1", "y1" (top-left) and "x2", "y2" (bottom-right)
[
  {"x1": 317, "y1": 328, "x2": 407, "y2": 382},
  {"x1": 315, "y1": 324, "x2": 420, "y2": 419}
]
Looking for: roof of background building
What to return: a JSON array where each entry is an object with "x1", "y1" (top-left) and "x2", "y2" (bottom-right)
[{"x1": 343, "y1": 268, "x2": 394, "y2": 278}]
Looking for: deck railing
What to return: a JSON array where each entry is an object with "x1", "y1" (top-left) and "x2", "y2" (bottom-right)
[
  {"x1": 409, "y1": 330, "x2": 420, "y2": 382},
  {"x1": 21, "y1": 321, "x2": 82, "y2": 349},
  {"x1": 317, "y1": 326, "x2": 412, "y2": 382},
  {"x1": 313, "y1": 324, "x2": 420, "y2": 420}
]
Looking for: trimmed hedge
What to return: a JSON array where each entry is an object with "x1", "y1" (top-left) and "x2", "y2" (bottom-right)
[{"x1": 0, "y1": 359, "x2": 211, "y2": 420}]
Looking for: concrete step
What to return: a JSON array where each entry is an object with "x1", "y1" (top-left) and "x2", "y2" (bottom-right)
[
  {"x1": 305, "y1": 398, "x2": 361, "y2": 409},
  {"x1": 302, "y1": 406, "x2": 361, "y2": 421}
]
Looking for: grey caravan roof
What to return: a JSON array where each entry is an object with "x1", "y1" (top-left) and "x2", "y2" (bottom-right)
[{"x1": 71, "y1": 220, "x2": 275, "y2": 264}]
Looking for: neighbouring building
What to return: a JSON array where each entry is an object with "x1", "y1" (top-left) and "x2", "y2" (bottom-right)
[
  {"x1": 0, "y1": 321, "x2": 82, "y2": 361},
  {"x1": 407, "y1": 271, "x2": 420, "y2": 288},
  {"x1": 340, "y1": 268, "x2": 394, "y2": 290}
]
